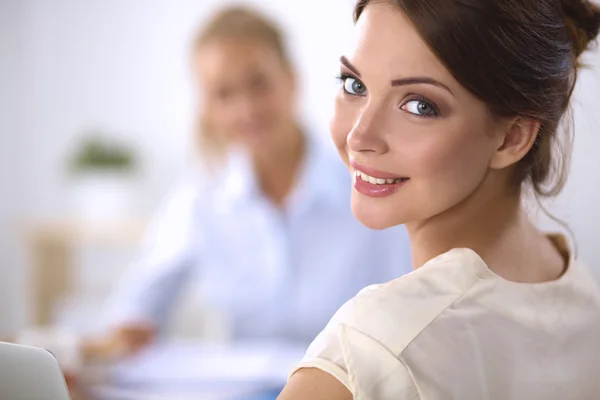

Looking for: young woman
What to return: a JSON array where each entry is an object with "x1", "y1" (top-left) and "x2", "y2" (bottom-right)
[
  {"x1": 280, "y1": 0, "x2": 600, "y2": 398},
  {"x1": 82, "y1": 6, "x2": 411, "y2": 360}
]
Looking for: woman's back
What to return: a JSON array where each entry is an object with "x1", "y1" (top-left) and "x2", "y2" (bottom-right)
[{"x1": 294, "y1": 236, "x2": 600, "y2": 398}]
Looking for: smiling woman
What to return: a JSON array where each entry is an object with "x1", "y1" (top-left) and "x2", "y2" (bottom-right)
[{"x1": 278, "y1": 0, "x2": 600, "y2": 399}]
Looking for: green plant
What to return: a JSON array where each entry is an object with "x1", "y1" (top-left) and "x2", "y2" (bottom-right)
[{"x1": 68, "y1": 135, "x2": 136, "y2": 174}]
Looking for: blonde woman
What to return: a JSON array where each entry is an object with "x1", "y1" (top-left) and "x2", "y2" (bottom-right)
[{"x1": 84, "y1": 6, "x2": 411, "y2": 359}]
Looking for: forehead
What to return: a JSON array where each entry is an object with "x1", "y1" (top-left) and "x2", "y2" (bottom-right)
[
  {"x1": 195, "y1": 38, "x2": 281, "y2": 80},
  {"x1": 350, "y1": 2, "x2": 454, "y2": 84}
]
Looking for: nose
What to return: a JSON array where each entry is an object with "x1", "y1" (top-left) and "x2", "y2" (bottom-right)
[{"x1": 347, "y1": 100, "x2": 389, "y2": 155}]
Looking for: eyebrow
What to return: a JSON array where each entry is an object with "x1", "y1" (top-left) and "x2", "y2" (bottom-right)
[
  {"x1": 340, "y1": 56, "x2": 361, "y2": 77},
  {"x1": 340, "y1": 55, "x2": 453, "y2": 96},
  {"x1": 391, "y1": 77, "x2": 453, "y2": 95}
]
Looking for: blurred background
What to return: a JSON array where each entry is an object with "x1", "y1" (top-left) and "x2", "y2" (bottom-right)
[
  {"x1": 0, "y1": 0, "x2": 359, "y2": 334},
  {"x1": 1, "y1": 0, "x2": 600, "y2": 398}
]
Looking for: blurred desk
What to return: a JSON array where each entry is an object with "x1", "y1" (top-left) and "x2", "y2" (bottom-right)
[
  {"x1": 25, "y1": 219, "x2": 147, "y2": 326},
  {"x1": 83, "y1": 340, "x2": 305, "y2": 400}
]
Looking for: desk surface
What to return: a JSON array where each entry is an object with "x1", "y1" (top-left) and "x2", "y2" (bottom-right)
[
  {"x1": 26, "y1": 218, "x2": 147, "y2": 246},
  {"x1": 84, "y1": 340, "x2": 306, "y2": 400}
]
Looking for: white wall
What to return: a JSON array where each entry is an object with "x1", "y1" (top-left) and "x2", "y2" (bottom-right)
[
  {"x1": 1, "y1": 0, "x2": 599, "y2": 331},
  {"x1": 14, "y1": 0, "x2": 357, "y2": 215},
  {"x1": 0, "y1": 1, "x2": 27, "y2": 334},
  {"x1": 1, "y1": 0, "x2": 357, "y2": 331},
  {"x1": 537, "y1": 58, "x2": 600, "y2": 281}
]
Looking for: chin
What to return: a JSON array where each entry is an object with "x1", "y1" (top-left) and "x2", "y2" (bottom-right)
[{"x1": 350, "y1": 195, "x2": 406, "y2": 230}]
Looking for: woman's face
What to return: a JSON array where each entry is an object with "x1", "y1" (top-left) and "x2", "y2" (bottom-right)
[
  {"x1": 331, "y1": 2, "x2": 508, "y2": 230},
  {"x1": 195, "y1": 37, "x2": 296, "y2": 152}
]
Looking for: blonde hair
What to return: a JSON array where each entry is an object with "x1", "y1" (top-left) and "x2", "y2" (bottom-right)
[{"x1": 193, "y1": 6, "x2": 292, "y2": 166}]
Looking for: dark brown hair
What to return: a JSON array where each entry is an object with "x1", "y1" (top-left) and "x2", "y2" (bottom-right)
[
  {"x1": 193, "y1": 6, "x2": 291, "y2": 165},
  {"x1": 355, "y1": 0, "x2": 600, "y2": 198}
]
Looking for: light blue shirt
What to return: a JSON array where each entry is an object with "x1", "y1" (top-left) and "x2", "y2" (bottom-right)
[{"x1": 103, "y1": 133, "x2": 412, "y2": 344}]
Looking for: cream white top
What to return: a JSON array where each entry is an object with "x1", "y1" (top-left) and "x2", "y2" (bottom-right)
[{"x1": 291, "y1": 237, "x2": 600, "y2": 399}]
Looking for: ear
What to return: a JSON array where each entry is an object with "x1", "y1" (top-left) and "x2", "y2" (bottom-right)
[{"x1": 489, "y1": 117, "x2": 541, "y2": 170}]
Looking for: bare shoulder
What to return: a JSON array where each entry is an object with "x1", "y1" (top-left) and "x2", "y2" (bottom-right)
[{"x1": 277, "y1": 368, "x2": 352, "y2": 400}]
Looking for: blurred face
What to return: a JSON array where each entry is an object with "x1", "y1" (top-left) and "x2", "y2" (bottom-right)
[
  {"x1": 331, "y1": 3, "x2": 507, "y2": 230},
  {"x1": 195, "y1": 37, "x2": 297, "y2": 152}
]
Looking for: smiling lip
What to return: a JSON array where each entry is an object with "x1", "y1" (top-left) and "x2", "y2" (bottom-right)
[{"x1": 350, "y1": 160, "x2": 410, "y2": 198}]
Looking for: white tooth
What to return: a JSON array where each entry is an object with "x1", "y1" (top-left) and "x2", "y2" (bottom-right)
[
  {"x1": 386, "y1": 179, "x2": 395, "y2": 184},
  {"x1": 376, "y1": 178, "x2": 386, "y2": 184},
  {"x1": 360, "y1": 172, "x2": 369, "y2": 181},
  {"x1": 367, "y1": 176, "x2": 377, "y2": 184}
]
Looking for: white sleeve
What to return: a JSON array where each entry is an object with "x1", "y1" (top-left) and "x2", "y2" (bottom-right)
[
  {"x1": 291, "y1": 311, "x2": 353, "y2": 391},
  {"x1": 290, "y1": 291, "x2": 421, "y2": 399},
  {"x1": 101, "y1": 178, "x2": 201, "y2": 331}
]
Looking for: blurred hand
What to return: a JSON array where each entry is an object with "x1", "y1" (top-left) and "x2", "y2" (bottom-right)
[
  {"x1": 63, "y1": 368, "x2": 78, "y2": 391},
  {"x1": 63, "y1": 369, "x2": 89, "y2": 400},
  {"x1": 82, "y1": 322, "x2": 156, "y2": 362}
]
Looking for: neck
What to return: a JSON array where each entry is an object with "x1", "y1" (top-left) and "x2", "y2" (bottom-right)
[
  {"x1": 252, "y1": 125, "x2": 305, "y2": 207},
  {"x1": 406, "y1": 174, "x2": 565, "y2": 283}
]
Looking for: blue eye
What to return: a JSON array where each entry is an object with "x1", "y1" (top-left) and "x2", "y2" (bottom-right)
[
  {"x1": 338, "y1": 74, "x2": 367, "y2": 96},
  {"x1": 401, "y1": 99, "x2": 439, "y2": 117}
]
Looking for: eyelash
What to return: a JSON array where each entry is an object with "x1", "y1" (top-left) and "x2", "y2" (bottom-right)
[
  {"x1": 335, "y1": 72, "x2": 353, "y2": 84},
  {"x1": 335, "y1": 73, "x2": 441, "y2": 119},
  {"x1": 335, "y1": 72, "x2": 364, "y2": 95},
  {"x1": 401, "y1": 95, "x2": 441, "y2": 119}
]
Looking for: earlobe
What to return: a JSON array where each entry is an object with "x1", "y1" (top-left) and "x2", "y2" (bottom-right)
[{"x1": 489, "y1": 117, "x2": 541, "y2": 170}]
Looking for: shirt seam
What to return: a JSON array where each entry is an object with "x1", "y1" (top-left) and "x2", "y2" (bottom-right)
[
  {"x1": 398, "y1": 278, "x2": 482, "y2": 398},
  {"x1": 398, "y1": 355, "x2": 422, "y2": 400},
  {"x1": 340, "y1": 324, "x2": 422, "y2": 399}
]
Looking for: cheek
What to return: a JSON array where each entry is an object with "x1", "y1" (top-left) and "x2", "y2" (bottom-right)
[
  {"x1": 204, "y1": 103, "x2": 229, "y2": 132},
  {"x1": 405, "y1": 123, "x2": 495, "y2": 202},
  {"x1": 330, "y1": 98, "x2": 356, "y2": 165},
  {"x1": 260, "y1": 86, "x2": 294, "y2": 121},
  {"x1": 277, "y1": 88, "x2": 296, "y2": 118},
  {"x1": 415, "y1": 137, "x2": 477, "y2": 177},
  {"x1": 219, "y1": 108, "x2": 244, "y2": 136}
]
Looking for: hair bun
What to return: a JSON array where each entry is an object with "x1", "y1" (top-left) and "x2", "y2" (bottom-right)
[{"x1": 562, "y1": 0, "x2": 600, "y2": 56}]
